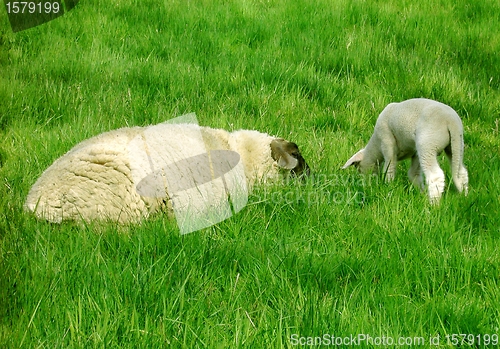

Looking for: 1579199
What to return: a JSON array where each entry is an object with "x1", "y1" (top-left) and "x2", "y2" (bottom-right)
[
  {"x1": 3, "y1": 1, "x2": 76, "y2": 32},
  {"x1": 445, "y1": 334, "x2": 498, "y2": 346},
  {"x1": 5, "y1": 2, "x2": 61, "y2": 14}
]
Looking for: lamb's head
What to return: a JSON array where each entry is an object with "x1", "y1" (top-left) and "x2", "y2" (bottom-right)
[
  {"x1": 342, "y1": 148, "x2": 365, "y2": 170},
  {"x1": 270, "y1": 138, "x2": 310, "y2": 178},
  {"x1": 342, "y1": 148, "x2": 381, "y2": 174}
]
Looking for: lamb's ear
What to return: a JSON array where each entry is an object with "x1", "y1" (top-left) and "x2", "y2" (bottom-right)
[
  {"x1": 342, "y1": 149, "x2": 365, "y2": 169},
  {"x1": 270, "y1": 138, "x2": 299, "y2": 170}
]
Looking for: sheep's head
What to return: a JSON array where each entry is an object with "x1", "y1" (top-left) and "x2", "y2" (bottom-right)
[{"x1": 270, "y1": 138, "x2": 310, "y2": 178}]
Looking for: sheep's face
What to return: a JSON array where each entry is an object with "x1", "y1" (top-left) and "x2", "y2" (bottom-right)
[{"x1": 270, "y1": 138, "x2": 310, "y2": 178}]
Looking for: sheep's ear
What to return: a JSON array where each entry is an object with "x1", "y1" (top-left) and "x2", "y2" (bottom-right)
[
  {"x1": 270, "y1": 138, "x2": 299, "y2": 170},
  {"x1": 342, "y1": 149, "x2": 365, "y2": 169}
]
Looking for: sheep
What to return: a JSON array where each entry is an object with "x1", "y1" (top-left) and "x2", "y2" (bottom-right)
[
  {"x1": 342, "y1": 98, "x2": 468, "y2": 203},
  {"x1": 24, "y1": 122, "x2": 309, "y2": 226}
]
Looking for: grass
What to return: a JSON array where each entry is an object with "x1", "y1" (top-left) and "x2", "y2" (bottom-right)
[{"x1": 1, "y1": 0, "x2": 500, "y2": 347}]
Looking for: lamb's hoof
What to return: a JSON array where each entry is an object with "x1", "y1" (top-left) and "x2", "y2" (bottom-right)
[{"x1": 428, "y1": 195, "x2": 441, "y2": 205}]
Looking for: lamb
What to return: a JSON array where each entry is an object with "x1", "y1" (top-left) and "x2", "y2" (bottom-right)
[
  {"x1": 342, "y1": 98, "x2": 468, "y2": 203},
  {"x1": 25, "y1": 122, "x2": 309, "y2": 226}
]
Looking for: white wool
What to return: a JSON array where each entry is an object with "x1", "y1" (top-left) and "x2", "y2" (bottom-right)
[
  {"x1": 24, "y1": 127, "x2": 155, "y2": 223},
  {"x1": 226, "y1": 130, "x2": 281, "y2": 185},
  {"x1": 25, "y1": 122, "x2": 303, "y2": 224},
  {"x1": 343, "y1": 98, "x2": 469, "y2": 203}
]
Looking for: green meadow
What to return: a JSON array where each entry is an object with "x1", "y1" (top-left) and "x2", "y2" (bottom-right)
[{"x1": 1, "y1": 0, "x2": 500, "y2": 347}]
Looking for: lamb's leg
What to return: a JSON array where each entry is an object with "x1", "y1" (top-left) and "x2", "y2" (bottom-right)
[
  {"x1": 408, "y1": 155, "x2": 423, "y2": 190},
  {"x1": 445, "y1": 146, "x2": 469, "y2": 195},
  {"x1": 420, "y1": 154, "x2": 445, "y2": 204},
  {"x1": 453, "y1": 165, "x2": 469, "y2": 195},
  {"x1": 381, "y1": 139, "x2": 398, "y2": 182}
]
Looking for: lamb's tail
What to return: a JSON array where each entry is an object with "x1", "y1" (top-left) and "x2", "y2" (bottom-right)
[{"x1": 448, "y1": 117, "x2": 469, "y2": 195}]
